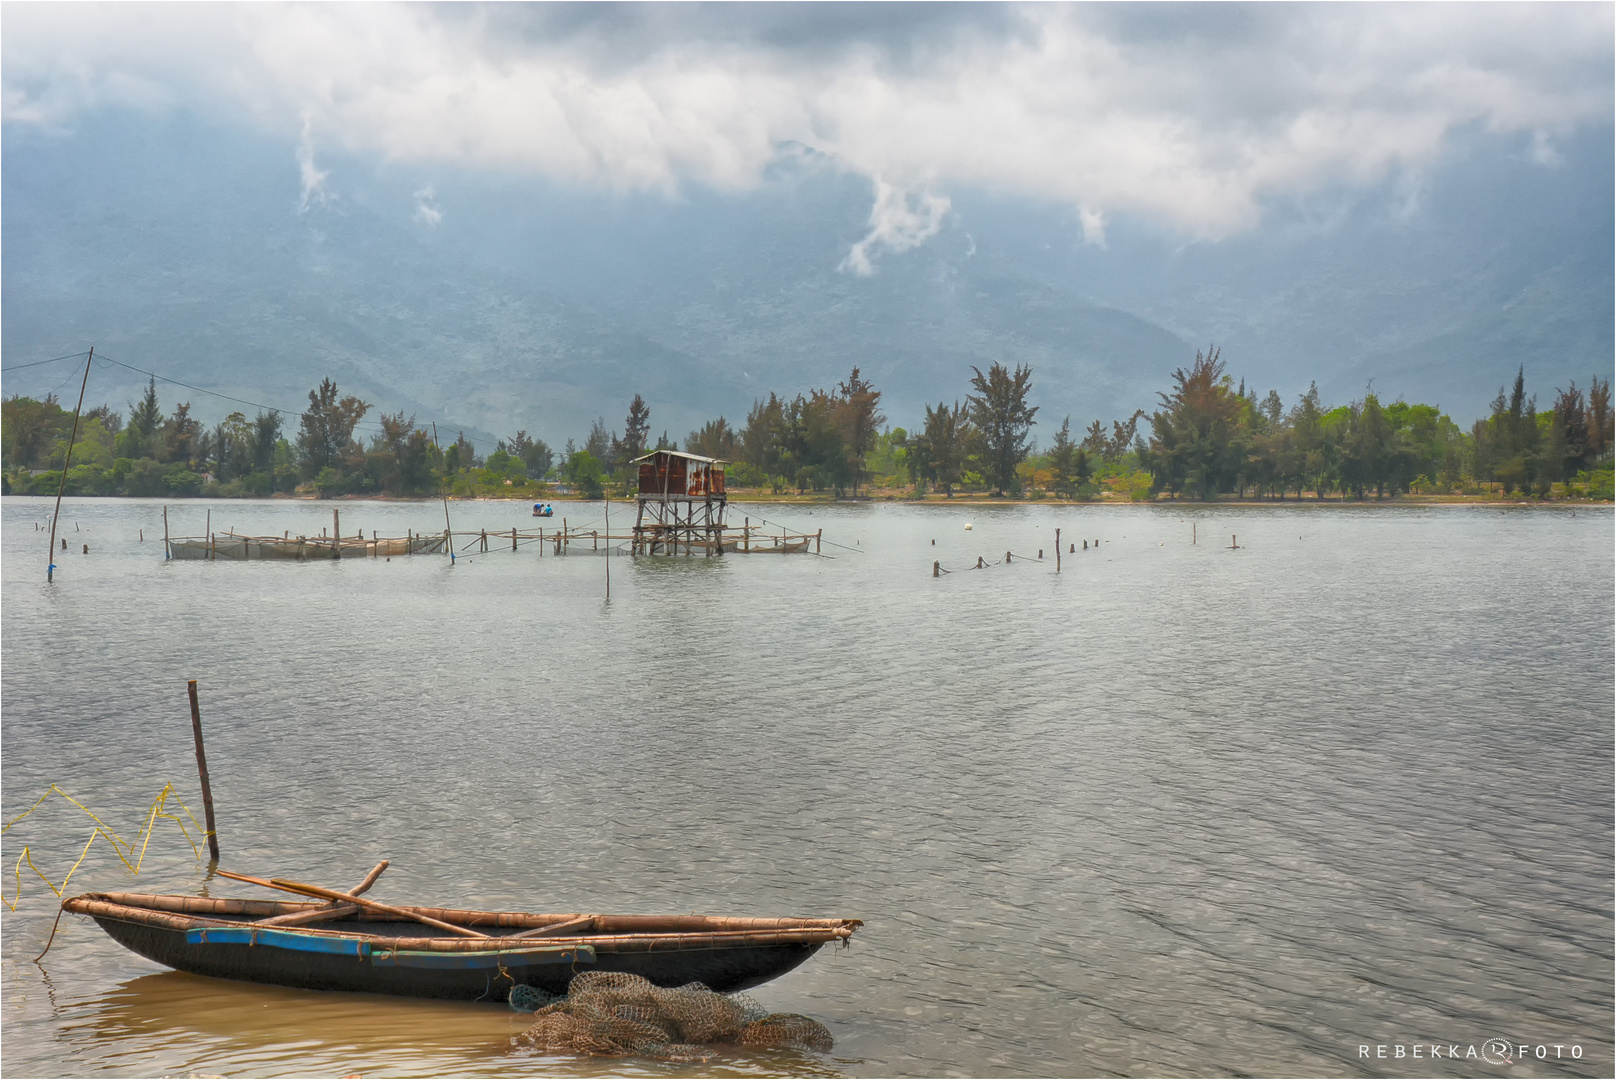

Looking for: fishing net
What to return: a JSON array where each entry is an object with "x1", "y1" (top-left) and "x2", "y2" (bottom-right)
[{"x1": 511, "y1": 971, "x2": 834, "y2": 1059}]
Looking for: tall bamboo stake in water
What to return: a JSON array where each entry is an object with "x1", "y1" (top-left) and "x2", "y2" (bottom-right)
[
  {"x1": 46, "y1": 349, "x2": 94, "y2": 583},
  {"x1": 432, "y1": 422, "x2": 454, "y2": 563},
  {"x1": 187, "y1": 680, "x2": 221, "y2": 862},
  {"x1": 604, "y1": 498, "x2": 611, "y2": 598}
]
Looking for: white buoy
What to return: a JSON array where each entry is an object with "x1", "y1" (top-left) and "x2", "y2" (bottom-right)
[{"x1": 964, "y1": 523, "x2": 973, "y2": 531}]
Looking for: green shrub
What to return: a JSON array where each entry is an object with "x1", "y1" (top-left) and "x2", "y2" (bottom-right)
[
  {"x1": 1571, "y1": 468, "x2": 1614, "y2": 501},
  {"x1": 311, "y1": 466, "x2": 345, "y2": 498},
  {"x1": 164, "y1": 466, "x2": 204, "y2": 497},
  {"x1": 729, "y1": 461, "x2": 767, "y2": 488},
  {"x1": 123, "y1": 458, "x2": 167, "y2": 496},
  {"x1": 65, "y1": 464, "x2": 113, "y2": 495}
]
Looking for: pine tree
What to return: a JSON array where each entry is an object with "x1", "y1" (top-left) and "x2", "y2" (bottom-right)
[{"x1": 966, "y1": 363, "x2": 1037, "y2": 495}]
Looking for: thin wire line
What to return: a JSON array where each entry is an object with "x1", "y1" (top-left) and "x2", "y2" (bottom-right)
[
  {"x1": 42, "y1": 360, "x2": 91, "y2": 402},
  {"x1": 0, "y1": 352, "x2": 90, "y2": 373},
  {"x1": 90, "y1": 352, "x2": 502, "y2": 450}
]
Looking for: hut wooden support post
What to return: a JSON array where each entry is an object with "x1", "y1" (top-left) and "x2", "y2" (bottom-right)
[{"x1": 187, "y1": 680, "x2": 221, "y2": 863}]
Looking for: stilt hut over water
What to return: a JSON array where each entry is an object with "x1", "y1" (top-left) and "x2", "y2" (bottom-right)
[{"x1": 631, "y1": 449, "x2": 728, "y2": 555}]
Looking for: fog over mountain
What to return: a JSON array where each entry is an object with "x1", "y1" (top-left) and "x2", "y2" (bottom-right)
[{"x1": 3, "y1": 3, "x2": 1610, "y2": 449}]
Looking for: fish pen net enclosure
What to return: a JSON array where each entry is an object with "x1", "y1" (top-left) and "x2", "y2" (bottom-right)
[
  {"x1": 512, "y1": 972, "x2": 833, "y2": 1060},
  {"x1": 167, "y1": 534, "x2": 448, "y2": 560}
]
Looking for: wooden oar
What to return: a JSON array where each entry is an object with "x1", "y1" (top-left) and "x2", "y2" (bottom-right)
[
  {"x1": 254, "y1": 860, "x2": 389, "y2": 928},
  {"x1": 505, "y1": 914, "x2": 596, "y2": 940},
  {"x1": 216, "y1": 869, "x2": 488, "y2": 939}
]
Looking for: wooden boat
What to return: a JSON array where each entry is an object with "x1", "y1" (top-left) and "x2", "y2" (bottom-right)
[
  {"x1": 718, "y1": 537, "x2": 812, "y2": 554},
  {"x1": 61, "y1": 891, "x2": 861, "y2": 1002}
]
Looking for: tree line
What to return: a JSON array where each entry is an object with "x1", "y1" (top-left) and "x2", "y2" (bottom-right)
[{"x1": 3, "y1": 351, "x2": 1612, "y2": 500}]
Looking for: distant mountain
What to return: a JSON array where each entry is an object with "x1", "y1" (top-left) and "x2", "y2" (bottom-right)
[{"x1": 3, "y1": 111, "x2": 1609, "y2": 450}]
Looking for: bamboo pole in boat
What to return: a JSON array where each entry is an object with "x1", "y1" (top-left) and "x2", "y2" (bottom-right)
[
  {"x1": 507, "y1": 914, "x2": 595, "y2": 940},
  {"x1": 268, "y1": 878, "x2": 491, "y2": 938},
  {"x1": 333, "y1": 508, "x2": 341, "y2": 560},
  {"x1": 187, "y1": 680, "x2": 221, "y2": 862},
  {"x1": 215, "y1": 870, "x2": 488, "y2": 937},
  {"x1": 163, "y1": 505, "x2": 170, "y2": 560},
  {"x1": 254, "y1": 860, "x2": 390, "y2": 927}
]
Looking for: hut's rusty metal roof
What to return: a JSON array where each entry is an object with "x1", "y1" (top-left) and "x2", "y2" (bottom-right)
[{"x1": 630, "y1": 449, "x2": 730, "y2": 466}]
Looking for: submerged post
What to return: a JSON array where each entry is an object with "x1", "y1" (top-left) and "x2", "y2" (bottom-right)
[
  {"x1": 1056, "y1": 528, "x2": 1061, "y2": 573},
  {"x1": 187, "y1": 680, "x2": 221, "y2": 863}
]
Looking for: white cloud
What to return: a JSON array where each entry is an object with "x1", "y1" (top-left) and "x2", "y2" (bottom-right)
[
  {"x1": 413, "y1": 185, "x2": 442, "y2": 226},
  {"x1": 842, "y1": 179, "x2": 950, "y2": 276},
  {"x1": 1530, "y1": 129, "x2": 1565, "y2": 168},
  {"x1": 296, "y1": 114, "x2": 329, "y2": 213},
  {"x1": 1078, "y1": 208, "x2": 1107, "y2": 248},
  {"x1": 3, "y1": 3, "x2": 1609, "y2": 260}
]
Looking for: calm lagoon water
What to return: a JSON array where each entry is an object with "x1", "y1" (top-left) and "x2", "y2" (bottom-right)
[{"x1": 2, "y1": 496, "x2": 1611, "y2": 1078}]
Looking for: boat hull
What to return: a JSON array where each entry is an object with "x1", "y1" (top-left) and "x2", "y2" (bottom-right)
[{"x1": 83, "y1": 912, "x2": 829, "y2": 1002}]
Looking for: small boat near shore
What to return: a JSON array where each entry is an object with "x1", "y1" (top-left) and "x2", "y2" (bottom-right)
[{"x1": 62, "y1": 886, "x2": 860, "y2": 1002}]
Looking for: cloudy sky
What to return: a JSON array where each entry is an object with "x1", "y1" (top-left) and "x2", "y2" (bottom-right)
[
  {"x1": 8, "y1": 2, "x2": 1609, "y2": 260},
  {"x1": 3, "y1": 3, "x2": 1611, "y2": 435}
]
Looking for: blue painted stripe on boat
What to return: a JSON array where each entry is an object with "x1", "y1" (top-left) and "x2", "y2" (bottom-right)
[
  {"x1": 370, "y1": 945, "x2": 596, "y2": 969},
  {"x1": 185, "y1": 927, "x2": 370, "y2": 956}
]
